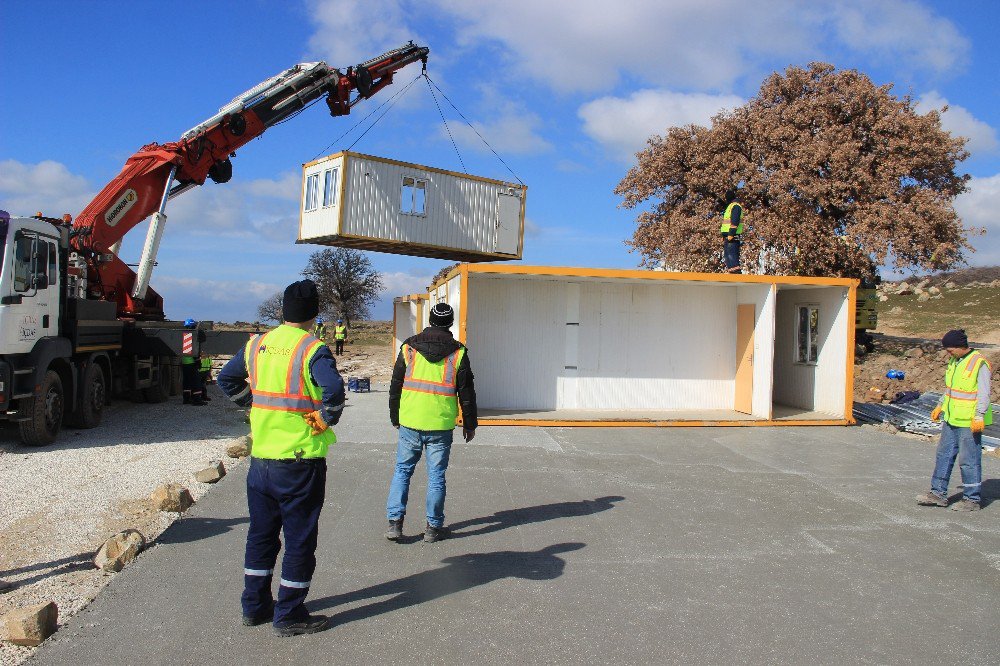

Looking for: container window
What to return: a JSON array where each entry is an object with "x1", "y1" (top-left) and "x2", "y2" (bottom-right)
[
  {"x1": 795, "y1": 304, "x2": 819, "y2": 364},
  {"x1": 322, "y1": 168, "x2": 338, "y2": 207},
  {"x1": 401, "y1": 176, "x2": 427, "y2": 216},
  {"x1": 304, "y1": 174, "x2": 320, "y2": 212}
]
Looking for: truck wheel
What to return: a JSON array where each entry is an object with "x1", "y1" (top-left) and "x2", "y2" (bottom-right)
[
  {"x1": 18, "y1": 370, "x2": 64, "y2": 446},
  {"x1": 66, "y1": 363, "x2": 106, "y2": 429},
  {"x1": 143, "y1": 360, "x2": 171, "y2": 403}
]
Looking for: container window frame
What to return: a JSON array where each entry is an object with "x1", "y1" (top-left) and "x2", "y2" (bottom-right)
[
  {"x1": 321, "y1": 168, "x2": 339, "y2": 208},
  {"x1": 794, "y1": 303, "x2": 820, "y2": 365},
  {"x1": 400, "y1": 176, "x2": 428, "y2": 217},
  {"x1": 304, "y1": 173, "x2": 320, "y2": 212}
]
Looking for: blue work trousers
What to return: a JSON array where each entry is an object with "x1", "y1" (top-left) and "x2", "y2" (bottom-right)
[
  {"x1": 242, "y1": 456, "x2": 327, "y2": 624},
  {"x1": 724, "y1": 238, "x2": 741, "y2": 270},
  {"x1": 931, "y1": 422, "x2": 982, "y2": 503},
  {"x1": 386, "y1": 426, "x2": 454, "y2": 527}
]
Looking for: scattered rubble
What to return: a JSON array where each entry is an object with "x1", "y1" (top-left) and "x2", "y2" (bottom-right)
[
  {"x1": 150, "y1": 484, "x2": 194, "y2": 513},
  {"x1": 1, "y1": 602, "x2": 58, "y2": 647},
  {"x1": 93, "y1": 530, "x2": 146, "y2": 573},
  {"x1": 193, "y1": 462, "x2": 226, "y2": 484},
  {"x1": 226, "y1": 435, "x2": 252, "y2": 458}
]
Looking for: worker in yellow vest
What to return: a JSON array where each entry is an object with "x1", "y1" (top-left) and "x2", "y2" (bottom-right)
[
  {"x1": 181, "y1": 318, "x2": 207, "y2": 406},
  {"x1": 217, "y1": 280, "x2": 345, "y2": 636},
  {"x1": 312, "y1": 317, "x2": 326, "y2": 341},
  {"x1": 917, "y1": 329, "x2": 992, "y2": 511},
  {"x1": 334, "y1": 319, "x2": 347, "y2": 355},
  {"x1": 720, "y1": 189, "x2": 745, "y2": 274},
  {"x1": 385, "y1": 302, "x2": 477, "y2": 543}
]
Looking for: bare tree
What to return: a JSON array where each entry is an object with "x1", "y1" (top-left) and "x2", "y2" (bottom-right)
[
  {"x1": 302, "y1": 248, "x2": 384, "y2": 324},
  {"x1": 256, "y1": 292, "x2": 283, "y2": 324},
  {"x1": 616, "y1": 62, "x2": 975, "y2": 279}
]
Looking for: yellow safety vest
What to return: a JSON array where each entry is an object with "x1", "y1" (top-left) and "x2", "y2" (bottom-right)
[
  {"x1": 942, "y1": 350, "x2": 993, "y2": 428},
  {"x1": 244, "y1": 325, "x2": 336, "y2": 458},
  {"x1": 312, "y1": 324, "x2": 326, "y2": 339},
  {"x1": 200, "y1": 356, "x2": 212, "y2": 372},
  {"x1": 335, "y1": 325, "x2": 347, "y2": 340},
  {"x1": 399, "y1": 344, "x2": 466, "y2": 431},
  {"x1": 720, "y1": 202, "x2": 745, "y2": 235}
]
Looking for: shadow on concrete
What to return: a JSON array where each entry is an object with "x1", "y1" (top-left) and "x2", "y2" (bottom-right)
[
  {"x1": 309, "y1": 542, "x2": 585, "y2": 623},
  {"x1": 979, "y1": 478, "x2": 1000, "y2": 509},
  {"x1": 0, "y1": 552, "x2": 93, "y2": 590},
  {"x1": 447, "y1": 496, "x2": 625, "y2": 539},
  {"x1": 155, "y1": 516, "x2": 249, "y2": 545}
]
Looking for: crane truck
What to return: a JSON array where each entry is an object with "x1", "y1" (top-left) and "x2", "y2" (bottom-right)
[{"x1": 0, "y1": 43, "x2": 429, "y2": 446}]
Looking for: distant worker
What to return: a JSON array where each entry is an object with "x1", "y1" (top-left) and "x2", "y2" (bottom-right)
[
  {"x1": 917, "y1": 329, "x2": 992, "y2": 512},
  {"x1": 720, "y1": 189, "x2": 745, "y2": 274},
  {"x1": 312, "y1": 317, "x2": 326, "y2": 341},
  {"x1": 181, "y1": 318, "x2": 207, "y2": 406},
  {"x1": 385, "y1": 302, "x2": 477, "y2": 543},
  {"x1": 217, "y1": 279, "x2": 346, "y2": 636},
  {"x1": 334, "y1": 319, "x2": 347, "y2": 356}
]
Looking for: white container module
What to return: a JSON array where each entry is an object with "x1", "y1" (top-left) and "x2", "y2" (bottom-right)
[
  {"x1": 394, "y1": 265, "x2": 858, "y2": 427},
  {"x1": 298, "y1": 151, "x2": 526, "y2": 262}
]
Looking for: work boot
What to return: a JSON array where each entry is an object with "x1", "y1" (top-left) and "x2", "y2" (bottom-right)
[
  {"x1": 949, "y1": 499, "x2": 981, "y2": 512},
  {"x1": 423, "y1": 523, "x2": 448, "y2": 543},
  {"x1": 273, "y1": 614, "x2": 329, "y2": 637},
  {"x1": 182, "y1": 391, "x2": 191, "y2": 404},
  {"x1": 385, "y1": 518, "x2": 403, "y2": 541},
  {"x1": 242, "y1": 601, "x2": 275, "y2": 627},
  {"x1": 915, "y1": 491, "x2": 948, "y2": 507}
]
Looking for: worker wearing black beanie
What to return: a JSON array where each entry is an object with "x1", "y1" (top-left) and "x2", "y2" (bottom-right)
[{"x1": 282, "y1": 280, "x2": 320, "y2": 323}]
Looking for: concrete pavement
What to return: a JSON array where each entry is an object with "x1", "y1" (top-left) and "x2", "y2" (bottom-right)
[{"x1": 31, "y1": 387, "x2": 1000, "y2": 664}]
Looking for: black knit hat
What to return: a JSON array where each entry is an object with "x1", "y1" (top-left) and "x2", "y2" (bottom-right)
[
  {"x1": 941, "y1": 329, "x2": 968, "y2": 348},
  {"x1": 282, "y1": 280, "x2": 319, "y2": 323},
  {"x1": 429, "y1": 302, "x2": 454, "y2": 328}
]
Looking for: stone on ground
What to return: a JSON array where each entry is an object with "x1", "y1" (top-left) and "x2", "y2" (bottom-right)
[
  {"x1": 150, "y1": 483, "x2": 194, "y2": 513},
  {"x1": 93, "y1": 530, "x2": 146, "y2": 573},
  {"x1": 1, "y1": 602, "x2": 58, "y2": 647},
  {"x1": 225, "y1": 435, "x2": 251, "y2": 458},
  {"x1": 193, "y1": 462, "x2": 226, "y2": 484}
]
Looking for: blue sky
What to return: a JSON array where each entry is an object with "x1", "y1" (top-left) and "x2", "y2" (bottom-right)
[{"x1": 1, "y1": 0, "x2": 997, "y2": 322}]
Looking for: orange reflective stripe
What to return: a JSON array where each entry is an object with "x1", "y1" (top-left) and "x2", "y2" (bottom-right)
[
  {"x1": 247, "y1": 334, "x2": 265, "y2": 389},
  {"x1": 285, "y1": 334, "x2": 312, "y2": 394},
  {"x1": 442, "y1": 350, "x2": 459, "y2": 385},
  {"x1": 298, "y1": 340, "x2": 323, "y2": 395}
]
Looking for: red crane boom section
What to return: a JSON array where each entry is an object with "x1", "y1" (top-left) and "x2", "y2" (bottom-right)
[{"x1": 72, "y1": 43, "x2": 429, "y2": 319}]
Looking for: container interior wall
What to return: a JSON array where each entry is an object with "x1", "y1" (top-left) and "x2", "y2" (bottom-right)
[
  {"x1": 299, "y1": 156, "x2": 344, "y2": 240},
  {"x1": 427, "y1": 275, "x2": 461, "y2": 340},
  {"x1": 736, "y1": 284, "x2": 776, "y2": 419},
  {"x1": 773, "y1": 286, "x2": 849, "y2": 416},
  {"x1": 337, "y1": 155, "x2": 522, "y2": 256},
  {"x1": 466, "y1": 275, "x2": 740, "y2": 412},
  {"x1": 393, "y1": 300, "x2": 420, "y2": 350}
]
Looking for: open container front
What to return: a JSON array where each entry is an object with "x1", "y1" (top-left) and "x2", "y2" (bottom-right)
[{"x1": 398, "y1": 265, "x2": 856, "y2": 427}]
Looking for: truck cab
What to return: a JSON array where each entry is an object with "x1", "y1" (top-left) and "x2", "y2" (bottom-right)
[{"x1": 1, "y1": 215, "x2": 62, "y2": 352}]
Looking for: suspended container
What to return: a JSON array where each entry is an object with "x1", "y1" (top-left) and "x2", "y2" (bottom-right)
[{"x1": 298, "y1": 151, "x2": 526, "y2": 261}]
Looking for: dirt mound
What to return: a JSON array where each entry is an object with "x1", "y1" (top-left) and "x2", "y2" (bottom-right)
[{"x1": 855, "y1": 340, "x2": 999, "y2": 405}]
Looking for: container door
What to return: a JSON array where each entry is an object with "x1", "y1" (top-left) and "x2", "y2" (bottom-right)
[
  {"x1": 496, "y1": 192, "x2": 521, "y2": 255},
  {"x1": 734, "y1": 304, "x2": 755, "y2": 414}
]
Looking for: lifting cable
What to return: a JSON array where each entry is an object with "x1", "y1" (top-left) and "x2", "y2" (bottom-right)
[
  {"x1": 310, "y1": 71, "x2": 424, "y2": 160},
  {"x1": 422, "y1": 74, "x2": 524, "y2": 186}
]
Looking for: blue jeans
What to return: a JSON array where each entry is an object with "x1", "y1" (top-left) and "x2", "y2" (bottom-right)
[
  {"x1": 724, "y1": 239, "x2": 741, "y2": 269},
  {"x1": 931, "y1": 422, "x2": 982, "y2": 503},
  {"x1": 386, "y1": 426, "x2": 453, "y2": 527}
]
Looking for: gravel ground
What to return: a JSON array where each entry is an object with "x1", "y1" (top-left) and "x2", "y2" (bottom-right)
[{"x1": 0, "y1": 384, "x2": 249, "y2": 665}]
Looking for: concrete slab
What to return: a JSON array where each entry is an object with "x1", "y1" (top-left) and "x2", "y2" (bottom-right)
[{"x1": 31, "y1": 388, "x2": 1000, "y2": 664}]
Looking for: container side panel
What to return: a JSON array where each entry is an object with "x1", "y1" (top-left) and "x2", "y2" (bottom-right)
[
  {"x1": 299, "y1": 156, "x2": 344, "y2": 240},
  {"x1": 737, "y1": 284, "x2": 775, "y2": 418},
  {"x1": 393, "y1": 301, "x2": 418, "y2": 351},
  {"x1": 446, "y1": 274, "x2": 461, "y2": 340},
  {"x1": 496, "y1": 193, "x2": 521, "y2": 255}
]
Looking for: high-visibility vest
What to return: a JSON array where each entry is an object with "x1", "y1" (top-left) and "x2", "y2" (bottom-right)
[
  {"x1": 312, "y1": 324, "x2": 326, "y2": 339},
  {"x1": 720, "y1": 202, "x2": 745, "y2": 235},
  {"x1": 244, "y1": 325, "x2": 336, "y2": 458},
  {"x1": 200, "y1": 357, "x2": 212, "y2": 372},
  {"x1": 399, "y1": 344, "x2": 466, "y2": 431},
  {"x1": 335, "y1": 325, "x2": 347, "y2": 340},
  {"x1": 942, "y1": 350, "x2": 993, "y2": 428}
]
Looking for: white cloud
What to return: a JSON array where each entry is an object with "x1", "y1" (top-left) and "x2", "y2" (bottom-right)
[
  {"x1": 831, "y1": 0, "x2": 968, "y2": 76},
  {"x1": 579, "y1": 89, "x2": 743, "y2": 162},
  {"x1": 0, "y1": 159, "x2": 94, "y2": 218},
  {"x1": 155, "y1": 276, "x2": 285, "y2": 323},
  {"x1": 447, "y1": 111, "x2": 552, "y2": 155},
  {"x1": 917, "y1": 92, "x2": 999, "y2": 155},
  {"x1": 306, "y1": 0, "x2": 424, "y2": 67},
  {"x1": 954, "y1": 173, "x2": 1000, "y2": 266},
  {"x1": 380, "y1": 270, "x2": 436, "y2": 296}
]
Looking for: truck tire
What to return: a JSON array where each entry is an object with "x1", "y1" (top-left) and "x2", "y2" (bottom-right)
[
  {"x1": 18, "y1": 370, "x2": 64, "y2": 447},
  {"x1": 66, "y1": 363, "x2": 106, "y2": 429},
  {"x1": 143, "y1": 360, "x2": 171, "y2": 403}
]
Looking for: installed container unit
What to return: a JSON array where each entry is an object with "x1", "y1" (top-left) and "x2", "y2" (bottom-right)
[
  {"x1": 395, "y1": 265, "x2": 857, "y2": 427},
  {"x1": 392, "y1": 293, "x2": 428, "y2": 351},
  {"x1": 298, "y1": 151, "x2": 526, "y2": 261}
]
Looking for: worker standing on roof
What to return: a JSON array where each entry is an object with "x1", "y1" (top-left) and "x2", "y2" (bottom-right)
[
  {"x1": 334, "y1": 319, "x2": 347, "y2": 356},
  {"x1": 384, "y1": 303, "x2": 477, "y2": 543},
  {"x1": 720, "y1": 189, "x2": 745, "y2": 274},
  {"x1": 917, "y1": 329, "x2": 993, "y2": 512},
  {"x1": 181, "y1": 318, "x2": 207, "y2": 406},
  {"x1": 312, "y1": 317, "x2": 326, "y2": 341},
  {"x1": 217, "y1": 279, "x2": 345, "y2": 636}
]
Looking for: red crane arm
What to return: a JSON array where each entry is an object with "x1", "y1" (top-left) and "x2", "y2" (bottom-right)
[{"x1": 72, "y1": 43, "x2": 429, "y2": 318}]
